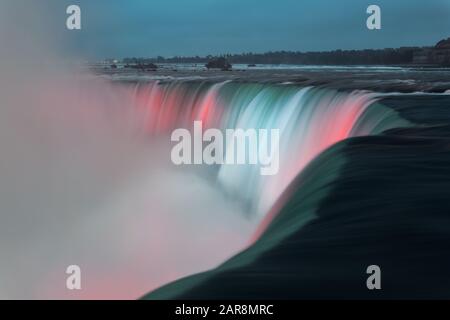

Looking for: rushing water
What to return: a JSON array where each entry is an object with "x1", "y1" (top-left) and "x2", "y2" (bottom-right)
[
  {"x1": 0, "y1": 70, "x2": 409, "y2": 299},
  {"x1": 130, "y1": 80, "x2": 408, "y2": 217}
]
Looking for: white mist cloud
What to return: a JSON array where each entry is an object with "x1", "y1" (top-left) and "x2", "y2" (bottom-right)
[{"x1": 0, "y1": 1, "x2": 257, "y2": 299}]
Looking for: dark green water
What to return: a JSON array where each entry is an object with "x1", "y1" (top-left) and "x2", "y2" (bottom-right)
[{"x1": 145, "y1": 95, "x2": 450, "y2": 299}]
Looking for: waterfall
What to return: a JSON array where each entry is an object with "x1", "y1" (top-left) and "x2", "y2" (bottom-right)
[
  {"x1": 130, "y1": 80, "x2": 406, "y2": 218},
  {"x1": 0, "y1": 71, "x2": 409, "y2": 299}
]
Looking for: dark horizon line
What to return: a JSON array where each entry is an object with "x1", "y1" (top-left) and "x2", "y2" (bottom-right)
[
  {"x1": 101, "y1": 44, "x2": 445, "y2": 61},
  {"x1": 98, "y1": 37, "x2": 450, "y2": 61},
  {"x1": 102, "y1": 45, "x2": 432, "y2": 61}
]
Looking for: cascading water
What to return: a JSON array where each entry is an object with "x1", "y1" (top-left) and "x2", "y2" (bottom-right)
[
  {"x1": 0, "y1": 69, "x2": 408, "y2": 299},
  {"x1": 0, "y1": 0, "x2": 421, "y2": 301},
  {"x1": 130, "y1": 80, "x2": 408, "y2": 218}
]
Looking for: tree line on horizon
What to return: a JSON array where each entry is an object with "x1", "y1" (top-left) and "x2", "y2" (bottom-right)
[{"x1": 122, "y1": 47, "x2": 424, "y2": 66}]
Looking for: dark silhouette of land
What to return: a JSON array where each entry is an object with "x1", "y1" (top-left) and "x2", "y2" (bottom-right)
[{"x1": 121, "y1": 38, "x2": 450, "y2": 67}]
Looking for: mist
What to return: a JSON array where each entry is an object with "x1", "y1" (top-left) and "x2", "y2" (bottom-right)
[{"x1": 0, "y1": 1, "x2": 256, "y2": 299}]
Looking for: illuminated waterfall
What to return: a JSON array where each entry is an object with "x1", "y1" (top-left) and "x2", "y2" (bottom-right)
[
  {"x1": 0, "y1": 73, "x2": 409, "y2": 299},
  {"x1": 130, "y1": 80, "x2": 406, "y2": 217}
]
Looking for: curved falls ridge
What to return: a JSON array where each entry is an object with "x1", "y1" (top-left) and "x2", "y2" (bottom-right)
[
  {"x1": 0, "y1": 73, "x2": 414, "y2": 299},
  {"x1": 144, "y1": 93, "x2": 450, "y2": 300},
  {"x1": 129, "y1": 80, "x2": 410, "y2": 220}
]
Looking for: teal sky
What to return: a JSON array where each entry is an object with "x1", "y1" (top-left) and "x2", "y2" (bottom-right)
[{"x1": 57, "y1": 0, "x2": 450, "y2": 58}]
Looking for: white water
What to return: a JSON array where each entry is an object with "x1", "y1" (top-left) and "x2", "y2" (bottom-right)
[{"x1": 0, "y1": 2, "x2": 256, "y2": 299}]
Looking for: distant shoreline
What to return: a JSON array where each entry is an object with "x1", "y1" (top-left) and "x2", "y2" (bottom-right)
[{"x1": 99, "y1": 38, "x2": 450, "y2": 68}]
